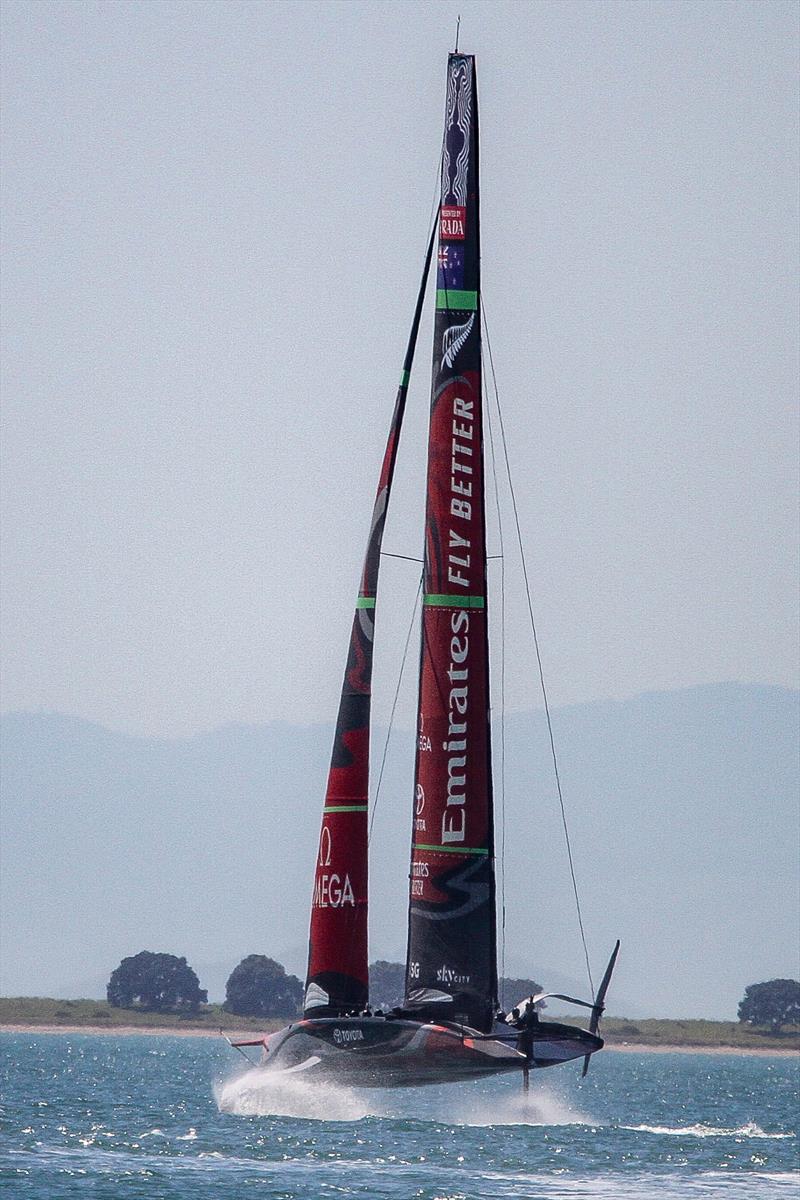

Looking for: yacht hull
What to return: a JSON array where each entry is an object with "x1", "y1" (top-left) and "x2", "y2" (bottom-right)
[{"x1": 233, "y1": 1016, "x2": 602, "y2": 1088}]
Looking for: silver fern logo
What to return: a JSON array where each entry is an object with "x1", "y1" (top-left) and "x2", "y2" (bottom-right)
[{"x1": 442, "y1": 314, "x2": 474, "y2": 368}]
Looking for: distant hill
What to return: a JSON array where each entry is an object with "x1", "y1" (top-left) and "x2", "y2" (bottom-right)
[{"x1": 1, "y1": 684, "x2": 797, "y2": 1019}]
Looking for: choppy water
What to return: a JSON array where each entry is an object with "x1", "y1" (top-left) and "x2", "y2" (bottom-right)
[{"x1": 1, "y1": 1033, "x2": 797, "y2": 1198}]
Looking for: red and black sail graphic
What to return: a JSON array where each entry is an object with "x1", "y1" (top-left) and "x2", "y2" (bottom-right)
[
  {"x1": 304, "y1": 230, "x2": 435, "y2": 1017},
  {"x1": 404, "y1": 55, "x2": 497, "y2": 1033}
]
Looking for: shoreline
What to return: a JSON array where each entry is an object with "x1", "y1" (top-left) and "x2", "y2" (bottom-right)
[
  {"x1": 1, "y1": 1023, "x2": 796, "y2": 1056},
  {"x1": 606, "y1": 1042, "x2": 797, "y2": 1057}
]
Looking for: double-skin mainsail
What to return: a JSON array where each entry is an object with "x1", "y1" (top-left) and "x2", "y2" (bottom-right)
[
  {"x1": 305, "y1": 54, "x2": 496, "y2": 1034},
  {"x1": 223, "y1": 50, "x2": 615, "y2": 1092}
]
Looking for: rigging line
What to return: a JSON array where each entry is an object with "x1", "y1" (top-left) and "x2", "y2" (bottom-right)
[
  {"x1": 481, "y1": 296, "x2": 596, "y2": 999},
  {"x1": 381, "y1": 552, "x2": 424, "y2": 563},
  {"x1": 368, "y1": 574, "x2": 424, "y2": 846},
  {"x1": 484, "y1": 338, "x2": 507, "y2": 1004},
  {"x1": 425, "y1": 123, "x2": 447, "y2": 255}
]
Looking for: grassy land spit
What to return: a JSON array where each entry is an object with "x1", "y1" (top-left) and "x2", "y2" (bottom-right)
[
  {"x1": 0, "y1": 997, "x2": 284, "y2": 1034},
  {"x1": 0, "y1": 998, "x2": 797, "y2": 1052},
  {"x1": 578, "y1": 1015, "x2": 798, "y2": 1052}
]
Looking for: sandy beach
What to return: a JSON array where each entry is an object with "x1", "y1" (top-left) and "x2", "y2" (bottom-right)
[
  {"x1": 0, "y1": 1023, "x2": 257, "y2": 1039},
  {"x1": 1, "y1": 1023, "x2": 796, "y2": 1056},
  {"x1": 605, "y1": 1042, "x2": 797, "y2": 1057}
]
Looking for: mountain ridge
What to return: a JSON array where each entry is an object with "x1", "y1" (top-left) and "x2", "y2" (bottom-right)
[{"x1": 2, "y1": 683, "x2": 797, "y2": 1018}]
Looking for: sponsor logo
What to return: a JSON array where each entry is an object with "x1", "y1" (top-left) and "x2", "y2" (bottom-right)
[
  {"x1": 313, "y1": 824, "x2": 356, "y2": 908},
  {"x1": 414, "y1": 784, "x2": 426, "y2": 834},
  {"x1": 313, "y1": 872, "x2": 355, "y2": 908},
  {"x1": 449, "y1": 394, "x2": 474, "y2": 532},
  {"x1": 440, "y1": 205, "x2": 466, "y2": 240},
  {"x1": 437, "y1": 389, "x2": 479, "y2": 846},
  {"x1": 436, "y1": 966, "x2": 472, "y2": 986},
  {"x1": 441, "y1": 607, "x2": 469, "y2": 845},
  {"x1": 333, "y1": 1027, "x2": 364, "y2": 1045},
  {"x1": 411, "y1": 859, "x2": 429, "y2": 897}
]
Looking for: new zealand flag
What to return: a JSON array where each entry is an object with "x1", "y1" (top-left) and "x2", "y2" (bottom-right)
[{"x1": 437, "y1": 243, "x2": 465, "y2": 292}]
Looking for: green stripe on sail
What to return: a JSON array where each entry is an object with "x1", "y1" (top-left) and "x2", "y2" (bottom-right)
[
  {"x1": 413, "y1": 843, "x2": 488, "y2": 855},
  {"x1": 424, "y1": 593, "x2": 484, "y2": 608},
  {"x1": 355, "y1": 597, "x2": 376, "y2": 608},
  {"x1": 435, "y1": 289, "x2": 478, "y2": 311},
  {"x1": 324, "y1": 805, "x2": 369, "y2": 813},
  {"x1": 399, "y1": 369, "x2": 410, "y2": 387}
]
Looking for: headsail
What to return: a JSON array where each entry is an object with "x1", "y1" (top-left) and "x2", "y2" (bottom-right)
[
  {"x1": 404, "y1": 54, "x2": 497, "y2": 1033},
  {"x1": 304, "y1": 228, "x2": 436, "y2": 1017}
]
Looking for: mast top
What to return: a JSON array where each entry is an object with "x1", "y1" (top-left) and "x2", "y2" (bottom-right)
[{"x1": 454, "y1": 14, "x2": 460, "y2": 53}]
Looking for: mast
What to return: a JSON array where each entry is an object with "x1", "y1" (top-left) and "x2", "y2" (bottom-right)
[
  {"x1": 304, "y1": 229, "x2": 436, "y2": 1017},
  {"x1": 404, "y1": 53, "x2": 497, "y2": 1033}
]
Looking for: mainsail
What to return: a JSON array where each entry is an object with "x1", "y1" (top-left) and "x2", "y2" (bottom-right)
[
  {"x1": 404, "y1": 54, "x2": 497, "y2": 1034},
  {"x1": 231, "y1": 50, "x2": 616, "y2": 1088},
  {"x1": 304, "y1": 230, "x2": 435, "y2": 1017}
]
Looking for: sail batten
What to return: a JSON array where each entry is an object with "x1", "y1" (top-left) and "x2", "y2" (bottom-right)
[{"x1": 404, "y1": 54, "x2": 497, "y2": 1034}]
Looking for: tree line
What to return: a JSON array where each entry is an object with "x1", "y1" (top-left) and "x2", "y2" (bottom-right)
[
  {"x1": 106, "y1": 952, "x2": 800, "y2": 1031},
  {"x1": 106, "y1": 951, "x2": 302, "y2": 1017},
  {"x1": 107, "y1": 953, "x2": 545, "y2": 1018}
]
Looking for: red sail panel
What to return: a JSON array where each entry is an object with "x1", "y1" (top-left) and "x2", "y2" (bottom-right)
[
  {"x1": 404, "y1": 54, "x2": 497, "y2": 1034},
  {"x1": 304, "y1": 231, "x2": 435, "y2": 1017}
]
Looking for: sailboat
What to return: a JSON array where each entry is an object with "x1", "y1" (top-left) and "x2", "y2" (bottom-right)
[{"x1": 230, "y1": 51, "x2": 618, "y2": 1089}]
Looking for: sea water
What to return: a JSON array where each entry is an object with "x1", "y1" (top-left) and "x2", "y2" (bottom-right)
[{"x1": 0, "y1": 1033, "x2": 797, "y2": 1198}]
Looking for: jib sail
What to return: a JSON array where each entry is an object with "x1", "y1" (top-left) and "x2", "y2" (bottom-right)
[
  {"x1": 404, "y1": 54, "x2": 497, "y2": 1034},
  {"x1": 304, "y1": 229, "x2": 435, "y2": 1017}
]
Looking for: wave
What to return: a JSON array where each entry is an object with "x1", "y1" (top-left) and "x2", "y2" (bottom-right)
[
  {"x1": 214, "y1": 1066, "x2": 591, "y2": 1127},
  {"x1": 9, "y1": 1145, "x2": 799, "y2": 1198},
  {"x1": 486, "y1": 1173, "x2": 800, "y2": 1197},
  {"x1": 621, "y1": 1121, "x2": 794, "y2": 1139},
  {"x1": 446, "y1": 1089, "x2": 593, "y2": 1127},
  {"x1": 214, "y1": 1065, "x2": 374, "y2": 1120}
]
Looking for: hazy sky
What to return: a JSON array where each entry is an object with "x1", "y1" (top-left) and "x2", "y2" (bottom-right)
[{"x1": 2, "y1": 0, "x2": 798, "y2": 738}]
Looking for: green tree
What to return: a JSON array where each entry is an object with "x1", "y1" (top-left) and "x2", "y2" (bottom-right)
[
  {"x1": 738, "y1": 979, "x2": 800, "y2": 1032},
  {"x1": 223, "y1": 955, "x2": 303, "y2": 1018},
  {"x1": 369, "y1": 960, "x2": 405, "y2": 1009},
  {"x1": 107, "y1": 951, "x2": 207, "y2": 1012},
  {"x1": 368, "y1": 961, "x2": 546, "y2": 1014},
  {"x1": 499, "y1": 976, "x2": 545, "y2": 1010}
]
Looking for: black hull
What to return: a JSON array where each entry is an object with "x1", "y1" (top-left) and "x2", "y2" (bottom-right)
[{"x1": 232, "y1": 1016, "x2": 602, "y2": 1089}]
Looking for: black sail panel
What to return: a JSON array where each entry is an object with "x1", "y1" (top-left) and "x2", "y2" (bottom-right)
[{"x1": 404, "y1": 54, "x2": 497, "y2": 1034}]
